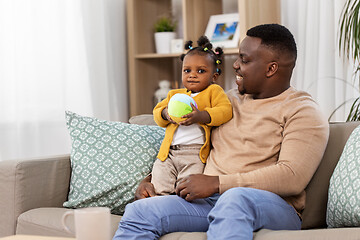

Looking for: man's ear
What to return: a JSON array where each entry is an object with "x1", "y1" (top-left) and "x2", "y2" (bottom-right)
[
  {"x1": 266, "y1": 62, "x2": 278, "y2": 78},
  {"x1": 212, "y1": 72, "x2": 219, "y2": 83}
]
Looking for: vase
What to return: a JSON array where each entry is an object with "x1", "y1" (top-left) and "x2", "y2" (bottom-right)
[{"x1": 154, "y1": 32, "x2": 176, "y2": 54}]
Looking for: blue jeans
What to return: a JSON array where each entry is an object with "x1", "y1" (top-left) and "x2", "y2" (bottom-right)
[{"x1": 113, "y1": 187, "x2": 301, "y2": 240}]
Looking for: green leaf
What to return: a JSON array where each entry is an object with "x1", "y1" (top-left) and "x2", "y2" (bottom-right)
[
  {"x1": 339, "y1": 0, "x2": 360, "y2": 64},
  {"x1": 154, "y1": 17, "x2": 176, "y2": 32},
  {"x1": 339, "y1": 0, "x2": 360, "y2": 121}
]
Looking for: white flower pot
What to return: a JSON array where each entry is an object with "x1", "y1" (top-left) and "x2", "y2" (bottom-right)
[{"x1": 154, "y1": 32, "x2": 176, "y2": 54}]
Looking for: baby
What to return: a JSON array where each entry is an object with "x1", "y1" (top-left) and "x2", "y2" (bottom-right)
[{"x1": 151, "y1": 36, "x2": 233, "y2": 195}]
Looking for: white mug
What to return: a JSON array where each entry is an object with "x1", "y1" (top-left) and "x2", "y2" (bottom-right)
[{"x1": 62, "y1": 207, "x2": 111, "y2": 240}]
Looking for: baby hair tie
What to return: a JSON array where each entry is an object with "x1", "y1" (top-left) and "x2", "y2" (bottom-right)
[
  {"x1": 189, "y1": 46, "x2": 193, "y2": 49},
  {"x1": 216, "y1": 60, "x2": 221, "y2": 64},
  {"x1": 204, "y1": 47, "x2": 208, "y2": 51}
]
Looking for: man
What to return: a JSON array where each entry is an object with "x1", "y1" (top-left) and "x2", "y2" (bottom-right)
[{"x1": 113, "y1": 24, "x2": 329, "y2": 240}]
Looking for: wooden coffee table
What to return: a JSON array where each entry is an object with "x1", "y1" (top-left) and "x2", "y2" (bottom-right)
[{"x1": 0, "y1": 235, "x2": 75, "y2": 240}]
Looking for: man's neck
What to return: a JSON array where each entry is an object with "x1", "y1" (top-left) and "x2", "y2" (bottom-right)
[{"x1": 253, "y1": 84, "x2": 290, "y2": 99}]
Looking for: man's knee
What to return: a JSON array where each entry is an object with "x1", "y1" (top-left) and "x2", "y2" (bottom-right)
[
  {"x1": 122, "y1": 196, "x2": 176, "y2": 222},
  {"x1": 115, "y1": 198, "x2": 164, "y2": 239},
  {"x1": 122, "y1": 198, "x2": 155, "y2": 221},
  {"x1": 214, "y1": 187, "x2": 276, "y2": 217},
  {"x1": 122, "y1": 201, "x2": 140, "y2": 220},
  {"x1": 218, "y1": 187, "x2": 256, "y2": 204},
  {"x1": 220, "y1": 187, "x2": 277, "y2": 202}
]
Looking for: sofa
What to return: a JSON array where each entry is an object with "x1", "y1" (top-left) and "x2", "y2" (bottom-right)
[{"x1": 1, "y1": 114, "x2": 360, "y2": 239}]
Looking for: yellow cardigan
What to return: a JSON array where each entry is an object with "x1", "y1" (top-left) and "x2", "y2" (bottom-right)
[{"x1": 153, "y1": 84, "x2": 233, "y2": 163}]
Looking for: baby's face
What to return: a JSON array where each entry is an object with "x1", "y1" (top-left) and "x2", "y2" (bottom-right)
[{"x1": 182, "y1": 53, "x2": 217, "y2": 93}]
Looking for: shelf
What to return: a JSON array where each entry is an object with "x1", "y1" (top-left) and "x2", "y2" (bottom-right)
[
  {"x1": 135, "y1": 48, "x2": 239, "y2": 59},
  {"x1": 127, "y1": 0, "x2": 280, "y2": 116},
  {"x1": 224, "y1": 48, "x2": 239, "y2": 55},
  {"x1": 135, "y1": 53, "x2": 183, "y2": 59}
]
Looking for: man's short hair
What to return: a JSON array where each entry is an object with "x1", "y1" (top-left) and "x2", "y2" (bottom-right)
[{"x1": 247, "y1": 24, "x2": 297, "y2": 60}]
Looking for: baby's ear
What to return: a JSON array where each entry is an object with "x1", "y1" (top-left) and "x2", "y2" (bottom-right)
[{"x1": 212, "y1": 72, "x2": 219, "y2": 83}]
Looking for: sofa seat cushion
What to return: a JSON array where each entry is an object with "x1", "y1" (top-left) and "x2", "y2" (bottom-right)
[
  {"x1": 16, "y1": 207, "x2": 122, "y2": 237},
  {"x1": 14, "y1": 207, "x2": 360, "y2": 239},
  {"x1": 138, "y1": 228, "x2": 360, "y2": 240},
  {"x1": 253, "y1": 228, "x2": 360, "y2": 240}
]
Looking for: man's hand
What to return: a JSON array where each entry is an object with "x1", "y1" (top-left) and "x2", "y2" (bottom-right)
[
  {"x1": 134, "y1": 174, "x2": 156, "y2": 200},
  {"x1": 175, "y1": 174, "x2": 219, "y2": 201},
  {"x1": 179, "y1": 103, "x2": 211, "y2": 126}
]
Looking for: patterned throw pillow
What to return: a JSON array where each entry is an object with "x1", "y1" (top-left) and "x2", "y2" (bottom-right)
[
  {"x1": 63, "y1": 111, "x2": 165, "y2": 215},
  {"x1": 327, "y1": 125, "x2": 360, "y2": 227}
]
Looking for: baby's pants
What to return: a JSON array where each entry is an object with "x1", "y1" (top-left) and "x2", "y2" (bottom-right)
[{"x1": 151, "y1": 144, "x2": 205, "y2": 195}]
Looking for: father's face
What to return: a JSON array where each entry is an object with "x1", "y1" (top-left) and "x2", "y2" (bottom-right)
[{"x1": 233, "y1": 36, "x2": 273, "y2": 98}]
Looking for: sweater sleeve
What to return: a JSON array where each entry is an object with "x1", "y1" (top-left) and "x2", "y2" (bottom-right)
[
  {"x1": 204, "y1": 85, "x2": 233, "y2": 127},
  {"x1": 153, "y1": 91, "x2": 173, "y2": 128},
  {"x1": 218, "y1": 100, "x2": 329, "y2": 197}
]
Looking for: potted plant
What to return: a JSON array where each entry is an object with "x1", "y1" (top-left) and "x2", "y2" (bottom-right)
[
  {"x1": 154, "y1": 16, "x2": 177, "y2": 54},
  {"x1": 339, "y1": 0, "x2": 360, "y2": 121}
]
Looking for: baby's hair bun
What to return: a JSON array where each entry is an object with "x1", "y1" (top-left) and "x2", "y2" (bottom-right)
[
  {"x1": 184, "y1": 40, "x2": 193, "y2": 50},
  {"x1": 214, "y1": 47, "x2": 223, "y2": 57},
  {"x1": 197, "y1": 36, "x2": 213, "y2": 50}
]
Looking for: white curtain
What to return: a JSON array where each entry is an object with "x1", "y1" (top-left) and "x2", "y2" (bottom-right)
[
  {"x1": 281, "y1": 0, "x2": 359, "y2": 122},
  {"x1": 0, "y1": 0, "x2": 128, "y2": 161}
]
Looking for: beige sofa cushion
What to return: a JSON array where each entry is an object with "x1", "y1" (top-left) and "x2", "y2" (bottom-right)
[
  {"x1": 0, "y1": 155, "x2": 70, "y2": 237},
  {"x1": 163, "y1": 228, "x2": 360, "y2": 240},
  {"x1": 16, "y1": 207, "x2": 360, "y2": 240},
  {"x1": 301, "y1": 121, "x2": 360, "y2": 229},
  {"x1": 253, "y1": 228, "x2": 360, "y2": 240},
  {"x1": 17, "y1": 208, "x2": 206, "y2": 240},
  {"x1": 16, "y1": 208, "x2": 122, "y2": 238},
  {"x1": 129, "y1": 114, "x2": 156, "y2": 125}
]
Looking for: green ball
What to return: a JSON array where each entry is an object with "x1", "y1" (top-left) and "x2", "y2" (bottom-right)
[{"x1": 168, "y1": 93, "x2": 197, "y2": 123}]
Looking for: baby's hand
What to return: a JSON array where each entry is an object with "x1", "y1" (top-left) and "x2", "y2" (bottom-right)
[
  {"x1": 162, "y1": 107, "x2": 177, "y2": 124},
  {"x1": 180, "y1": 103, "x2": 211, "y2": 126}
]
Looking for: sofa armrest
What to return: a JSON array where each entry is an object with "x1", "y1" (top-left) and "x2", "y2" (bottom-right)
[{"x1": 0, "y1": 155, "x2": 71, "y2": 237}]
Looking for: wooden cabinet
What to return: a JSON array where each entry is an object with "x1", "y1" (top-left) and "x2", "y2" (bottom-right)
[{"x1": 126, "y1": 0, "x2": 280, "y2": 116}]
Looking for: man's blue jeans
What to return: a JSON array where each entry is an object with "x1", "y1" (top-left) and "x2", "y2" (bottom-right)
[{"x1": 113, "y1": 187, "x2": 301, "y2": 240}]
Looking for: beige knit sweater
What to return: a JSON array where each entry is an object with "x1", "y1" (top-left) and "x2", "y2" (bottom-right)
[{"x1": 204, "y1": 87, "x2": 329, "y2": 214}]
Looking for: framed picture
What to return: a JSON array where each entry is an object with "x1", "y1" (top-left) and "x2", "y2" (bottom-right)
[{"x1": 205, "y1": 13, "x2": 240, "y2": 49}]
